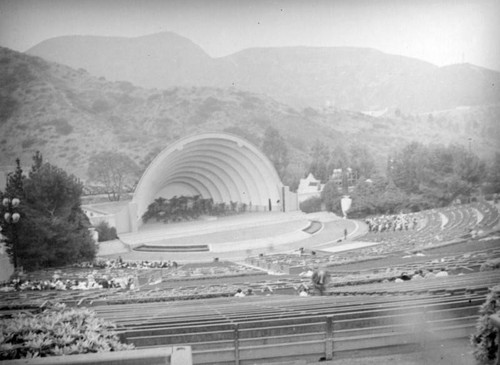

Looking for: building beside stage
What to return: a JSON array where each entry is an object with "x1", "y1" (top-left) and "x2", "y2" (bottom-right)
[
  {"x1": 84, "y1": 133, "x2": 298, "y2": 234},
  {"x1": 297, "y1": 173, "x2": 324, "y2": 203}
]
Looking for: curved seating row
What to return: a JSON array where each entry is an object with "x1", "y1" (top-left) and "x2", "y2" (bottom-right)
[
  {"x1": 247, "y1": 202, "x2": 499, "y2": 273},
  {"x1": 91, "y1": 285, "x2": 493, "y2": 364}
]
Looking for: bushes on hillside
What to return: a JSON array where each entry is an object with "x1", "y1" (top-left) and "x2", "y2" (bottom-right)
[
  {"x1": 300, "y1": 197, "x2": 322, "y2": 213},
  {"x1": 95, "y1": 221, "x2": 118, "y2": 242},
  {"x1": 91, "y1": 99, "x2": 111, "y2": 113},
  {"x1": 142, "y1": 195, "x2": 247, "y2": 224},
  {"x1": 46, "y1": 118, "x2": 73, "y2": 135},
  {"x1": 321, "y1": 181, "x2": 342, "y2": 215},
  {"x1": 471, "y1": 285, "x2": 500, "y2": 363},
  {"x1": 480, "y1": 258, "x2": 500, "y2": 272},
  {"x1": 0, "y1": 303, "x2": 133, "y2": 360}
]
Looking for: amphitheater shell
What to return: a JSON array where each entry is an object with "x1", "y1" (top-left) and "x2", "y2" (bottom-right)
[{"x1": 129, "y1": 133, "x2": 296, "y2": 231}]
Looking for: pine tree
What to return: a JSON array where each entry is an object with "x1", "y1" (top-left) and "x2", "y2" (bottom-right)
[{"x1": 1, "y1": 153, "x2": 96, "y2": 270}]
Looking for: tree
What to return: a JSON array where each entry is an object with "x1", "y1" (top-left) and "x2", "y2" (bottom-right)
[
  {"x1": 95, "y1": 221, "x2": 118, "y2": 242},
  {"x1": 321, "y1": 181, "x2": 342, "y2": 214},
  {"x1": 4, "y1": 158, "x2": 24, "y2": 198},
  {"x1": 330, "y1": 145, "x2": 349, "y2": 171},
  {"x1": 485, "y1": 153, "x2": 500, "y2": 194},
  {"x1": 349, "y1": 145, "x2": 375, "y2": 180},
  {"x1": 307, "y1": 141, "x2": 331, "y2": 183},
  {"x1": 349, "y1": 175, "x2": 387, "y2": 216},
  {"x1": 1, "y1": 152, "x2": 96, "y2": 270},
  {"x1": 261, "y1": 127, "x2": 289, "y2": 181},
  {"x1": 88, "y1": 151, "x2": 139, "y2": 201},
  {"x1": 391, "y1": 142, "x2": 486, "y2": 207},
  {"x1": 381, "y1": 179, "x2": 407, "y2": 214},
  {"x1": 300, "y1": 196, "x2": 322, "y2": 213}
]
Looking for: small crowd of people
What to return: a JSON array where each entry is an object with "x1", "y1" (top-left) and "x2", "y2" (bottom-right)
[
  {"x1": 365, "y1": 214, "x2": 419, "y2": 233},
  {"x1": 74, "y1": 257, "x2": 178, "y2": 270},
  {"x1": 0, "y1": 273, "x2": 136, "y2": 292},
  {"x1": 391, "y1": 268, "x2": 449, "y2": 283}
]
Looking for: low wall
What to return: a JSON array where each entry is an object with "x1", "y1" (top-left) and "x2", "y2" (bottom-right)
[
  {"x1": 4, "y1": 346, "x2": 192, "y2": 365},
  {"x1": 0, "y1": 253, "x2": 14, "y2": 283}
]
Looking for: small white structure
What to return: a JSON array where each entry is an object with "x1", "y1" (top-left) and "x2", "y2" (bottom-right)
[{"x1": 297, "y1": 173, "x2": 324, "y2": 203}]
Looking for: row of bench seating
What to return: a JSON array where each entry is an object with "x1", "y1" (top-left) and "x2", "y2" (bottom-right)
[
  {"x1": 92, "y1": 288, "x2": 490, "y2": 364},
  {"x1": 329, "y1": 270, "x2": 500, "y2": 296},
  {"x1": 328, "y1": 245, "x2": 500, "y2": 278},
  {"x1": 246, "y1": 202, "x2": 499, "y2": 274},
  {"x1": 3, "y1": 243, "x2": 497, "y2": 310}
]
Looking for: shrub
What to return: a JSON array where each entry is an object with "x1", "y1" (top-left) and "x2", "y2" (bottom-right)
[
  {"x1": 95, "y1": 221, "x2": 118, "y2": 242},
  {"x1": 46, "y1": 118, "x2": 73, "y2": 136},
  {"x1": 21, "y1": 137, "x2": 37, "y2": 148},
  {"x1": 0, "y1": 303, "x2": 133, "y2": 360},
  {"x1": 300, "y1": 197, "x2": 323, "y2": 213},
  {"x1": 471, "y1": 286, "x2": 500, "y2": 363},
  {"x1": 142, "y1": 195, "x2": 242, "y2": 224},
  {"x1": 0, "y1": 95, "x2": 18, "y2": 123},
  {"x1": 91, "y1": 99, "x2": 111, "y2": 113},
  {"x1": 480, "y1": 258, "x2": 500, "y2": 272}
]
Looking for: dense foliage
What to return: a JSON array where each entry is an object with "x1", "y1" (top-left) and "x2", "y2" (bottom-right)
[
  {"x1": 299, "y1": 196, "x2": 322, "y2": 213},
  {"x1": 261, "y1": 126, "x2": 289, "y2": 182},
  {"x1": 480, "y1": 258, "x2": 500, "y2": 272},
  {"x1": 319, "y1": 142, "x2": 487, "y2": 217},
  {"x1": 87, "y1": 151, "x2": 139, "y2": 201},
  {"x1": 321, "y1": 181, "x2": 343, "y2": 215},
  {"x1": 95, "y1": 221, "x2": 118, "y2": 242},
  {"x1": 471, "y1": 286, "x2": 500, "y2": 364},
  {"x1": 0, "y1": 303, "x2": 133, "y2": 360},
  {"x1": 142, "y1": 195, "x2": 247, "y2": 223},
  {"x1": 390, "y1": 142, "x2": 485, "y2": 206},
  {"x1": 307, "y1": 142, "x2": 375, "y2": 185},
  {"x1": 0, "y1": 153, "x2": 96, "y2": 270},
  {"x1": 484, "y1": 152, "x2": 500, "y2": 195}
]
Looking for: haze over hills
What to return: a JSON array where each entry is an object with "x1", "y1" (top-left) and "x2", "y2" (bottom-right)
[
  {"x1": 27, "y1": 31, "x2": 500, "y2": 113},
  {"x1": 1, "y1": 46, "x2": 499, "y2": 186},
  {"x1": 27, "y1": 32, "x2": 216, "y2": 89}
]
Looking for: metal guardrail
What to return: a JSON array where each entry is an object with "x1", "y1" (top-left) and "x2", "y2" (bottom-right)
[{"x1": 3, "y1": 346, "x2": 192, "y2": 365}]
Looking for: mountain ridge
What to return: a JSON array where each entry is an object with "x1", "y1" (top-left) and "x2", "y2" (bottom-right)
[
  {"x1": 26, "y1": 32, "x2": 500, "y2": 113},
  {"x1": 1, "y1": 46, "x2": 499, "y2": 185}
]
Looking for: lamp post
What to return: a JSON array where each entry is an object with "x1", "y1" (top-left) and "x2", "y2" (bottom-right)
[{"x1": 1, "y1": 197, "x2": 21, "y2": 269}]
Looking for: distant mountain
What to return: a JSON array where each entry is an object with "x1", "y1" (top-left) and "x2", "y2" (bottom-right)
[
  {"x1": 1, "y1": 47, "x2": 498, "y2": 185},
  {"x1": 27, "y1": 32, "x2": 217, "y2": 89},
  {"x1": 27, "y1": 32, "x2": 500, "y2": 113}
]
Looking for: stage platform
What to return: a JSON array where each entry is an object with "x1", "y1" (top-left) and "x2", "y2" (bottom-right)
[{"x1": 97, "y1": 211, "x2": 373, "y2": 262}]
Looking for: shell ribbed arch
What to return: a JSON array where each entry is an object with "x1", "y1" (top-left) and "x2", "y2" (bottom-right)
[
  {"x1": 161, "y1": 151, "x2": 263, "y2": 202},
  {"x1": 132, "y1": 133, "x2": 283, "y2": 223}
]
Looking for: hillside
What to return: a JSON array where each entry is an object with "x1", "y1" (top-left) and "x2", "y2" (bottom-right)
[
  {"x1": 0, "y1": 47, "x2": 499, "y2": 187},
  {"x1": 27, "y1": 32, "x2": 500, "y2": 113},
  {"x1": 26, "y1": 32, "x2": 217, "y2": 89}
]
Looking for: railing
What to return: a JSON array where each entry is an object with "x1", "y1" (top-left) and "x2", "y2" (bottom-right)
[
  {"x1": 113, "y1": 294, "x2": 483, "y2": 365},
  {"x1": 3, "y1": 346, "x2": 192, "y2": 365}
]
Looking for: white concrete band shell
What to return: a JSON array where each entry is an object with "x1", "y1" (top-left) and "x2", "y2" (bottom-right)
[{"x1": 130, "y1": 133, "x2": 293, "y2": 231}]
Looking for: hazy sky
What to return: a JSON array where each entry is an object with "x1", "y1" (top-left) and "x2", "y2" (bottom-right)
[{"x1": 1, "y1": 0, "x2": 499, "y2": 71}]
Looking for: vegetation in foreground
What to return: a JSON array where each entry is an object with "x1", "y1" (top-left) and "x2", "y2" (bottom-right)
[
  {"x1": 0, "y1": 152, "x2": 96, "y2": 271},
  {"x1": 471, "y1": 285, "x2": 500, "y2": 364},
  {"x1": 0, "y1": 302, "x2": 133, "y2": 360}
]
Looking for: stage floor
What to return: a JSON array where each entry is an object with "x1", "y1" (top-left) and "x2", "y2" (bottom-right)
[{"x1": 98, "y1": 212, "x2": 372, "y2": 262}]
